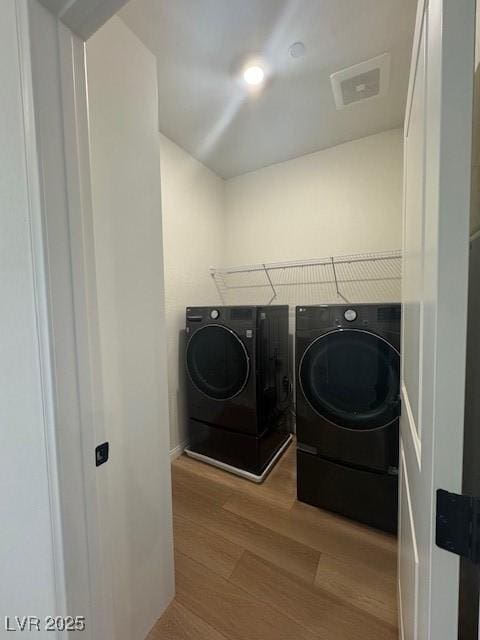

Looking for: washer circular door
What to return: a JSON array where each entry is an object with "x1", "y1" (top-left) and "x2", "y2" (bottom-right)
[
  {"x1": 299, "y1": 329, "x2": 400, "y2": 430},
  {"x1": 186, "y1": 324, "x2": 250, "y2": 400}
]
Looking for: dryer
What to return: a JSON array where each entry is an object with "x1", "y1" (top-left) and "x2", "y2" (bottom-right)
[
  {"x1": 295, "y1": 303, "x2": 401, "y2": 532},
  {"x1": 185, "y1": 305, "x2": 292, "y2": 481}
]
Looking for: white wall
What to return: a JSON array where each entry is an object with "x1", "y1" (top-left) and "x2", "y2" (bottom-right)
[
  {"x1": 159, "y1": 133, "x2": 224, "y2": 455},
  {"x1": 87, "y1": 17, "x2": 174, "y2": 640},
  {"x1": 0, "y1": 1, "x2": 59, "y2": 629},
  {"x1": 224, "y1": 129, "x2": 403, "y2": 264}
]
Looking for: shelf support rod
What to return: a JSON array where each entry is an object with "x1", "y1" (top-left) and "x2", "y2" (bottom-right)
[
  {"x1": 210, "y1": 270, "x2": 226, "y2": 304},
  {"x1": 331, "y1": 256, "x2": 349, "y2": 304},
  {"x1": 263, "y1": 264, "x2": 277, "y2": 305}
]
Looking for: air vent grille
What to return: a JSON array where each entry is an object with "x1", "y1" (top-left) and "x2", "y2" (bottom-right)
[{"x1": 330, "y1": 53, "x2": 390, "y2": 110}]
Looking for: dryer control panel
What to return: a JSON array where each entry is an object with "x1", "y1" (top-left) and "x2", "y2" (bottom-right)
[
  {"x1": 296, "y1": 303, "x2": 400, "y2": 330},
  {"x1": 186, "y1": 306, "x2": 257, "y2": 329},
  {"x1": 296, "y1": 304, "x2": 401, "y2": 351}
]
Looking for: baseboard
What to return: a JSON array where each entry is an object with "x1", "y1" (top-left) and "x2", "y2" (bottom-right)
[{"x1": 170, "y1": 440, "x2": 188, "y2": 461}]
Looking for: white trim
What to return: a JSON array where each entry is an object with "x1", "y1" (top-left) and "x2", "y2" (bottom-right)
[
  {"x1": 397, "y1": 450, "x2": 405, "y2": 640},
  {"x1": 399, "y1": 1, "x2": 475, "y2": 636},
  {"x1": 401, "y1": 381, "x2": 422, "y2": 469},
  {"x1": 404, "y1": 0, "x2": 428, "y2": 132},
  {"x1": 20, "y1": 2, "x2": 103, "y2": 636},
  {"x1": 15, "y1": 0, "x2": 67, "y2": 624},
  {"x1": 170, "y1": 440, "x2": 188, "y2": 461},
  {"x1": 397, "y1": 577, "x2": 405, "y2": 640},
  {"x1": 185, "y1": 434, "x2": 293, "y2": 484},
  {"x1": 400, "y1": 445, "x2": 419, "y2": 639},
  {"x1": 57, "y1": 22, "x2": 114, "y2": 639}
]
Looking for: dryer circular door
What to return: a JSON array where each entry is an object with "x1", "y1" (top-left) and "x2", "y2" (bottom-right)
[
  {"x1": 299, "y1": 329, "x2": 400, "y2": 430},
  {"x1": 186, "y1": 324, "x2": 250, "y2": 401}
]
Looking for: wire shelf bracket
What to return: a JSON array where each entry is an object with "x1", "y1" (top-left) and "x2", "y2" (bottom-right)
[{"x1": 330, "y1": 256, "x2": 349, "y2": 304}]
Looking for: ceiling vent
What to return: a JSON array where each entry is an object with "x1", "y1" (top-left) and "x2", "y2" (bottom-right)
[{"x1": 330, "y1": 53, "x2": 390, "y2": 110}]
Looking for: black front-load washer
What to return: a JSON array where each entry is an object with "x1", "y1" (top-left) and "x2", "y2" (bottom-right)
[
  {"x1": 295, "y1": 303, "x2": 401, "y2": 532},
  {"x1": 185, "y1": 306, "x2": 291, "y2": 480}
]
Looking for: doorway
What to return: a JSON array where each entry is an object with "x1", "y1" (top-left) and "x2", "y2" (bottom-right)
[{"x1": 8, "y1": 2, "x2": 476, "y2": 637}]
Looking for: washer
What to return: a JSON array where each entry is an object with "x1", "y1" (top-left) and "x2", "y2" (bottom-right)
[
  {"x1": 184, "y1": 306, "x2": 292, "y2": 481},
  {"x1": 295, "y1": 303, "x2": 401, "y2": 532}
]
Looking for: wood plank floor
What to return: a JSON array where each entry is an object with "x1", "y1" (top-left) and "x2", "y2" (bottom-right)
[{"x1": 148, "y1": 441, "x2": 398, "y2": 640}]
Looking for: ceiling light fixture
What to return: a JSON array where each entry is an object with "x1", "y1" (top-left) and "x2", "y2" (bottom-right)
[{"x1": 243, "y1": 65, "x2": 265, "y2": 86}]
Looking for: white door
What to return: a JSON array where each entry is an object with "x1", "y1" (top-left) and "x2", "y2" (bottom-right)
[
  {"x1": 399, "y1": 1, "x2": 475, "y2": 639},
  {"x1": 85, "y1": 17, "x2": 175, "y2": 640}
]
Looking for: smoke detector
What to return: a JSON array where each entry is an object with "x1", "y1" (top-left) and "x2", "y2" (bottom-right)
[
  {"x1": 330, "y1": 53, "x2": 390, "y2": 110},
  {"x1": 289, "y1": 42, "x2": 306, "y2": 59}
]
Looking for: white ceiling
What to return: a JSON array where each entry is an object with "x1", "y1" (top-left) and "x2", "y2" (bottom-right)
[{"x1": 119, "y1": 0, "x2": 417, "y2": 179}]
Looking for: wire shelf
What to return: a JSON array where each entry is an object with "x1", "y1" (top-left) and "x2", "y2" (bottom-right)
[{"x1": 210, "y1": 250, "x2": 402, "y2": 306}]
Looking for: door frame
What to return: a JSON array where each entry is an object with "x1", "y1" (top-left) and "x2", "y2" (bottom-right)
[
  {"x1": 15, "y1": 1, "x2": 128, "y2": 636},
  {"x1": 458, "y1": 229, "x2": 480, "y2": 637},
  {"x1": 399, "y1": 0, "x2": 475, "y2": 637}
]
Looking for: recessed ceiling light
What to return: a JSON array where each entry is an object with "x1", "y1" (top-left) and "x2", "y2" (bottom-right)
[{"x1": 243, "y1": 65, "x2": 265, "y2": 86}]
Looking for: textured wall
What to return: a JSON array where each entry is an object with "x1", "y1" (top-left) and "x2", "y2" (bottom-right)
[
  {"x1": 224, "y1": 129, "x2": 403, "y2": 264},
  {"x1": 159, "y1": 133, "x2": 225, "y2": 454}
]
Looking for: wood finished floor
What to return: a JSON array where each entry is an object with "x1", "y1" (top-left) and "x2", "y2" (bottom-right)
[{"x1": 148, "y1": 442, "x2": 398, "y2": 640}]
